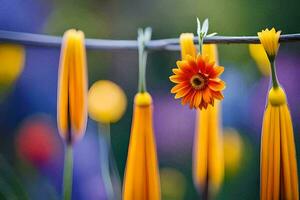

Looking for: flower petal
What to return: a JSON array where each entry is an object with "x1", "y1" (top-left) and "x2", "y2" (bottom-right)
[
  {"x1": 171, "y1": 82, "x2": 189, "y2": 93},
  {"x1": 203, "y1": 88, "x2": 212, "y2": 103},
  {"x1": 196, "y1": 54, "x2": 206, "y2": 73},
  {"x1": 169, "y1": 75, "x2": 186, "y2": 83},
  {"x1": 208, "y1": 79, "x2": 226, "y2": 91},
  {"x1": 175, "y1": 87, "x2": 191, "y2": 99},
  {"x1": 210, "y1": 66, "x2": 224, "y2": 78}
]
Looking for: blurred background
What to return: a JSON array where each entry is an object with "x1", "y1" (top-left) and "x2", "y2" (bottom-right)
[{"x1": 0, "y1": 0, "x2": 300, "y2": 199}]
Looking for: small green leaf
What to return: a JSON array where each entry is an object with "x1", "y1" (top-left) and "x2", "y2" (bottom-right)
[
  {"x1": 206, "y1": 32, "x2": 218, "y2": 37},
  {"x1": 197, "y1": 17, "x2": 201, "y2": 36},
  {"x1": 201, "y1": 18, "x2": 209, "y2": 36}
]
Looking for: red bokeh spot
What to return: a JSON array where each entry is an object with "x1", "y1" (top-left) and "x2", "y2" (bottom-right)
[{"x1": 15, "y1": 117, "x2": 59, "y2": 168}]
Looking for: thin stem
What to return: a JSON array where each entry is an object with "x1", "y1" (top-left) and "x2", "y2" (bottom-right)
[
  {"x1": 63, "y1": 145, "x2": 73, "y2": 200},
  {"x1": 98, "y1": 123, "x2": 115, "y2": 200},
  {"x1": 137, "y1": 28, "x2": 152, "y2": 93},
  {"x1": 270, "y1": 58, "x2": 279, "y2": 88},
  {"x1": 198, "y1": 34, "x2": 203, "y2": 55},
  {"x1": 138, "y1": 29, "x2": 145, "y2": 93}
]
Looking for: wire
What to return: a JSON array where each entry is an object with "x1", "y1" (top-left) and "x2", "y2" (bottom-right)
[{"x1": 0, "y1": 30, "x2": 300, "y2": 51}]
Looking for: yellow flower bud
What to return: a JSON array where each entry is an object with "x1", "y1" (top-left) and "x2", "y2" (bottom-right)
[
  {"x1": 57, "y1": 29, "x2": 88, "y2": 144},
  {"x1": 257, "y1": 28, "x2": 281, "y2": 58}
]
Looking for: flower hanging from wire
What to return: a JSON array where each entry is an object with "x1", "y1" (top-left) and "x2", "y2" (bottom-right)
[
  {"x1": 193, "y1": 44, "x2": 224, "y2": 199},
  {"x1": 258, "y1": 28, "x2": 299, "y2": 200},
  {"x1": 169, "y1": 19, "x2": 225, "y2": 109},
  {"x1": 57, "y1": 29, "x2": 88, "y2": 144},
  {"x1": 123, "y1": 28, "x2": 161, "y2": 200},
  {"x1": 57, "y1": 29, "x2": 88, "y2": 200}
]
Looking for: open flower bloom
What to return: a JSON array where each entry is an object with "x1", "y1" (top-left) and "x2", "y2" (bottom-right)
[
  {"x1": 57, "y1": 29, "x2": 88, "y2": 144},
  {"x1": 193, "y1": 44, "x2": 224, "y2": 197},
  {"x1": 249, "y1": 44, "x2": 270, "y2": 76},
  {"x1": 257, "y1": 28, "x2": 281, "y2": 59},
  {"x1": 123, "y1": 92, "x2": 160, "y2": 200},
  {"x1": 169, "y1": 35, "x2": 225, "y2": 110},
  {"x1": 261, "y1": 87, "x2": 299, "y2": 200}
]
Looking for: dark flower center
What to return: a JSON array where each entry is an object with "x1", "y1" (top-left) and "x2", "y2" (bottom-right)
[{"x1": 190, "y1": 74, "x2": 206, "y2": 90}]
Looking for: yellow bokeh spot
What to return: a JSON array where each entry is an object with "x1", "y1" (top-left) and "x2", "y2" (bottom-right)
[
  {"x1": 223, "y1": 128, "x2": 243, "y2": 175},
  {"x1": 268, "y1": 86, "x2": 286, "y2": 106},
  {"x1": 249, "y1": 44, "x2": 270, "y2": 76},
  {"x1": 0, "y1": 44, "x2": 25, "y2": 86},
  {"x1": 160, "y1": 168, "x2": 187, "y2": 200},
  {"x1": 88, "y1": 80, "x2": 127, "y2": 123}
]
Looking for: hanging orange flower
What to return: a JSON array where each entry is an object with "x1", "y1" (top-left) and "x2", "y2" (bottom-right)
[
  {"x1": 123, "y1": 92, "x2": 160, "y2": 200},
  {"x1": 57, "y1": 29, "x2": 88, "y2": 144},
  {"x1": 169, "y1": 44, "x2": 225, "y2": 109}
]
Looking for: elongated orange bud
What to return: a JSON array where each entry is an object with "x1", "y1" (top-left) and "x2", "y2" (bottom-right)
[
  {"x1": 57, "y1": 29, "x2": 88, "y2": 144},
  {"x1": 123, "y1": 92, "x2": 161, "y2": 200}
]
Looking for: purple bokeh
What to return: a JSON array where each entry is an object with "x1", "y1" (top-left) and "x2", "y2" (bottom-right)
[{"x1": 250, "y1": 52, "x2": 300, "y2": 135}]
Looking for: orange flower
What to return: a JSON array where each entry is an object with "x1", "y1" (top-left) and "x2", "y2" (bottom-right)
[
  {"x1": 57, "y1": 29, "x2": 88, "y2": 144},
  {"x1": 169, "y1": 54, "x2": 225, "y2": 109},
  {"x1": 122, "y1": 92, "x2": 160, "y2": 200},
  {"x1": 193, "y1": 44, "x2": 224, "y2": 198}
]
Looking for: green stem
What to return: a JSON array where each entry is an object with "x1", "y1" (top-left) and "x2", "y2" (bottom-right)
[
  {"x1": 63, "y1": 145, "x2": 73, "y2": 200},
  {"x1": 270, "y1": 58, "x2": 279, "y2": 88},
  {"x1": 137, "y1": 28, "x2": 152, "y2": 93},
  {"x1": 98, "y1": 123, "x2": 115, "y2": 200},
  {"x1": 198, "y1": 34, "x2": 203, "y2": 55}
]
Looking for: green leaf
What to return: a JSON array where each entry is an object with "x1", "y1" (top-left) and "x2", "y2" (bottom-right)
[
  {"x1": 197, "y1": 17, "x2": 201, "y2": 36},
  {"x1": 206, "y1": 32, "x2": 218, "y2": 37},
  {"x1": 201, "y1": 18, "x2": 209, "y2": 36}
]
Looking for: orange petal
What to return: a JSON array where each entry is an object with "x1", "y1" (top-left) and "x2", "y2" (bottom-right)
[
  {"x1": 196, "y1": 54, "x2": 206, "y2": 73},
  {"x1": 181, "y1": 90, "x2": 193, "y2": 105},
  {"x1": 205, "y1": 61, "x2": 215, "y2": 74},
  {"x1": 175, "y1": 87, "x2": 191, "y2": 99},
  {"x1": 211, "y1": 91, "x2": 224, "y2": 100},
  {"x1": 169, "y1": 75, "x2": 186, "y2": 83},
  {"x1": 193, "y1": 92, "x2": 203, "y2": 108},
  {"x1": 202, "y1": 88, "x2": 212, "y2": 103},
  {"x1": 188, "y1": 90, "x2": 197, "y2": 109},
  {"x1": 210, "y1": 66, "x2": 224, "y2": 78},
  {"x1": 171, "y1": 82, "x2": 189, "y2": 93},
  {"x1": 208, "y1": 79, "x2": 226, "y2": 91}
]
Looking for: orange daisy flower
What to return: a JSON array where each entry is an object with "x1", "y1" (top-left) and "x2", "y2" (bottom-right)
[{"x1": 170, "y1": 54, "x2": 225, "y2": 109}]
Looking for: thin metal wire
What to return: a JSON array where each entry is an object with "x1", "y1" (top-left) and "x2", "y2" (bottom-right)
[{"x1": 0, "y1": 30, "x2": 300, "y2": 51}]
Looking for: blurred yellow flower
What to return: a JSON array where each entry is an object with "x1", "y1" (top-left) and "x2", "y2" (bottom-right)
[
  {"x1": 88, "y1": 80, "x2": 127, "y2": 123},
  {"x1": 123, "y1": 92, "x2": 160, "y2": 200},
  {"x1": 223, "y1": 128, "x2": 243, "y2": 175},
  {"x1": 0, "y1": 44, "x2": 25, "y2": 86},
  {"x1": 249, "y1": 44, "x2": 270, "y2": 76},
  {"x1": 261, "y1": 87, "x2": 299, "y2": 200},
  {"x1": 160, "y1": 168, "x2": 187, "y2": 200},
  {"x1": 57, "y1": 29, "x2": 88, "y2": 144},
  {"x1": 257, "y1": 28, "x2": 281, "y2": 59}
]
